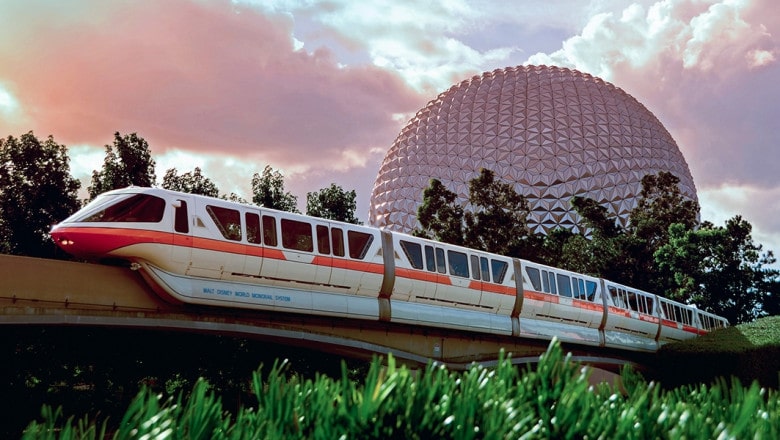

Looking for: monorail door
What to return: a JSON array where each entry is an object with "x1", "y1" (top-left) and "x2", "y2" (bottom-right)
[{"x1": 171, "y1": 196, "x2": 193, "y2": 269}]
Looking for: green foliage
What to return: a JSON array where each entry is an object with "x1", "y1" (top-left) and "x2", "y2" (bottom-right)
[
  {"x1": 414, "y1": 178, "x2": 465, "y2": 245},
  {"x1": 306, "y1": 183, "x2": 361, "y2": 224},
  {"x1": 251, "y1": 165, "x2": 299, "y2": 213},
  {"x1": 412, "y1": 169, "x2": 779, "y2": 322},
  {"x1": 87, "y1": 132, "x2": 156, "y2": 200},
  {"x1": 624, "y1": 171, "x2": 700, "y2": 292},
  {"x1": 415, "y1": 169, "x2": 530, "y2": 254},
  {"x1": 549, "y1": 172, "x2": 703, "y2": 292},
  {"x1": 0, "y1": 132, "x2": 81, "y2": 258},
  {"x1": 162, "y1": 167, "x2": 220, "y2": 197},
  {"x1": 556, "y1": 196, "x2": 627, "y2": 278},
  {"x1": 655, "y1": 217, "x2": 779, "y2": 323},
  {"x1": 464, "y1": 168, "x2": 530, "y2": 255},
  {"x1": 22, "y1": 339, "x2": 780, "y2": 439},
  {"x1": 657, "y1": 315, "x2": 780, "y2": 388}
]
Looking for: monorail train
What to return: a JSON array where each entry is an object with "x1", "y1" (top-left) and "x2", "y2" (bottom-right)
[{"x1": 50, "y1": 187, "x2": 728, "y2": 352}]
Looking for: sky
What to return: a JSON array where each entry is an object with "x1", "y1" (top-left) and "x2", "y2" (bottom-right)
[{"x1": 0, "y1": 0, "x2": 778, "y2": 258}]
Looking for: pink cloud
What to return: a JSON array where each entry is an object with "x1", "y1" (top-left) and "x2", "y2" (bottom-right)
[
  {"x1": 591, "y1": 0, "x2": 780, "y2": 189},
  {"x1": 0, "y1": 0, "x2": 425, "y2": 170}
]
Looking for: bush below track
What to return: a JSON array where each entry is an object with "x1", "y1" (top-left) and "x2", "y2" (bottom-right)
[
  {"x1": 654, "y1": 315, "x2": 780, "y2": 388},
  {"x1": 5, "y1": 318, "x2": 780, "y2": 438},
  {"x1": 22, "y1": 338, "x2": 780, "y2": 439}
]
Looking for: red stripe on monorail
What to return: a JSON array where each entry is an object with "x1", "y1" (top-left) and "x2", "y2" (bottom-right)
[
  {"x1": 320, "y1": 256, "x2": 384, "y2": 274},
  {"x1": 395, "y1": 267, "x2": 452, "y2": 285},
  {"x1": 638, "y1": 314, "x2": 660, "y2": 324},
  {"x1": 53, "y1": 226, "x2": 389, "y2": 275},
  {"x1": 469, "y1": 280, "x2": 515, "y2": 296},
  {"x1": 50, "y1": 226, "x2": 172, "y2": 257},
  {"x1": 524, "y1": 290, "x2": 604, "y2": 312}
]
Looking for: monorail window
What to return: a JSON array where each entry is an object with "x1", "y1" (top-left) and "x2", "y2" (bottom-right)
[
  {"x1": 174, "y1": 200, "x2": 189, "y2": 233},
  {"x1": 557, "y1": 274, "x2": 572, "y2": 297},
  {"x1": 700, "y1": 313, "x2": 713, "y2": 331},
  {"x1": 644, "y1": 297, "x2": 655, "y2": 315},
  {"x1": 331, "y1": 228, "x2": 345, "y2": 257},
  {"x1": 262, "y1": 215, "x2": 277, "y2": 247},
  {"x1": 480, "y1": 257, "x2": 490, "y2": 282},
  {"x1": 634, "y1": 293, "x2": 642, "y2": 313},
  {"x1": 347, "y1": 231, "x2": 373, "y2": 259},
  {"x1": 470, "y1": 255, "x2": 481, "y2": 280},
  {"x1": 491, "y1": 260, "x2": 508, "y2": 284},
  {"x1": 627, "y1": 292, "x2": 639, "y2": 312},
  {"x1": 661, "y1": 301, "x2": 672, "y2": 320},
  {"x1": 206, "y1": 205, "x2": 241, "y2": 241},
  {"x1": 447, "y1": 250, "x2": 469, "y2": 278},
  {"x1": 525, "y1": 267, "x2": 542, "y2": 291},
  {"x1": 400, "y1": 240, "x2": 424, "y2": 270},
  {"x1": 550, "y1": 271, "x2": 558, "y2": 294},
  {"x1": 585, "y1": 281, "x2": 597, "y2": 301},
  {"x1": 84, "y1": 194, "x2": 165, "y2": 223},
  {"x1": 246, "y1": 212, "x2": 261, "y2": 244},
  {"x1": 683, "y1": 308, "x2": 693, "y2": 326},
  {"x1": 425, "y1": 246, "x2": 435, "y2": 272},
  {"x1": 609, "y1": 286, "x2": 627, "y2": 308},
  {"x1": 282, "y1": 219, "x2": 313, "y2": 252},
  {"x1": 541, "y1": 270, "x2": 557, "y2": 295},
  {"x1": 571, "y1": 277, "x2": 581, "y2": 298},
  {"x1": 435, "y1": 248, "x2": 446, "y2": 274},
  {"x1": 316, "y1": 225, "x2": 330, "y2": 254}
]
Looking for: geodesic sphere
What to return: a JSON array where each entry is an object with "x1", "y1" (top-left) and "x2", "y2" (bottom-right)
[{"x1": 368, "y1": 65, "x2": 697, "y2": 234}]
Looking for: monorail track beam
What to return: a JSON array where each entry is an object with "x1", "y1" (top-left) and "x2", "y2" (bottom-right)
[{"x1": 0, "y1": 255, "x2": 646, "y2": 372}]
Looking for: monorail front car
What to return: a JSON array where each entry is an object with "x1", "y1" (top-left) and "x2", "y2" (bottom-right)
[{"x1": 50, "y1": 187, "x2": 728, "y2": 352}]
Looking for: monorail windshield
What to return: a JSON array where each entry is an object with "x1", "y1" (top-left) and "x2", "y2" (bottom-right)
[{"x1": 78, "y1": 194, "x2": 166, "y2": 223}]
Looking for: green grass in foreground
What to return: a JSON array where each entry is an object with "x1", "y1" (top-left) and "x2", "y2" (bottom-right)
[
  {"x1": 23, "y1": 338, "x2": 779, "y2": 439},
  {"x1": 656, "y1": 315, "x2": 780, "y2": 388}
]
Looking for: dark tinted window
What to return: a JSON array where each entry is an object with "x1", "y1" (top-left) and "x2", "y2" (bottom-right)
[
  {"x1": 174, "y1": 200, "x2": 189, "y2": 233},
  {"x1": 470, "y1": 255, "x2": 480, "y2": 280},
  {"x1": 435, "y1": 248, "x2": 446, "y2": 274},
  {"x1": 262, "y1": 215, "x2": 277, "y2": 246},
  {"x1": 526, "y1": 267, "x2": 541, "y2": 291},
  {"x1": 425, "y1": 246, "x2": 435, "y2": 272},
  {"x1": 480, "y1": 257, "x2": 490, "y2": 282},
  {"x1": 85, "y1": 194, "x2": 165, "y2": 223},
  {"x1": 491, "y1": 259, "x2": 508, "y2": 284},
  {"x1": 347, "y1": 231, "x2": 374, "y2": 259},
  {"x1": 206, "y1": 205, "x2": 241, "y2": 241},
  {"x1": 331, "y1": 228, "x2": 344, "y2": 257},
  {"x1": 317, "y1": 225, "x2": 330, "y2": 254},
  {"x1": 548, "y1": 271, "x2": 557, "y2": 294},
  {"x1": 448, "y1": 250, "x2": 469, "y2": 278},
  {"x1": 585, "y1": 281, "x2": 597, "y2": 301},
  {"x1": 557, "y1": 273, "x2": 572, "y2": 297},
  {"x1": 282, "y1": 219, "x2": 312, "y2": 252},
  {"x1": 571, "y1": 277, "x2": 581, "y2": 298},
  {"x1": 246, "y1": 212, "x2": 261, "y2": 244},
  {"x1": 400, "y1": 240, "x2": 423, "y2": 269}
]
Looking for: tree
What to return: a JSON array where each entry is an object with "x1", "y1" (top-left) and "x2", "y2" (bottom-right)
[
  {"x1": 464, "y1": 168, "x2": 530, "y2": 255},
  {"x1": 655, "y1": 216, "x2": 779, "y2": 324},
  {"x1": 571, "y1": 196, "x2": 622, "y2": 239},
  {"x1": 415, "y1": 169, "x2": 532, "y2": 255},
  {"x1": 414, "y1": 178, "x2": 465, "y2": 246},
  {"x1": 306, "y1": 183, "x2": 361, "y2": 224},
  {"x1": 162, "y1": 167, "x2": 219, "y2": 197},
  {"x1": 626, "y1": 171, "x2": 700, "y2": 292},
  {"x1": 0, "y1": 132, "x2": 81, "y2": 258},
  {"x1": 88, "y1": 132, "x2": 156, "y2": 200},
  {"x1": 251, "y1": 165, "x2": 299, "y2": 213},
  {"x1": 554, "y1": 196, "x2": 629, "y2": 281}
]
